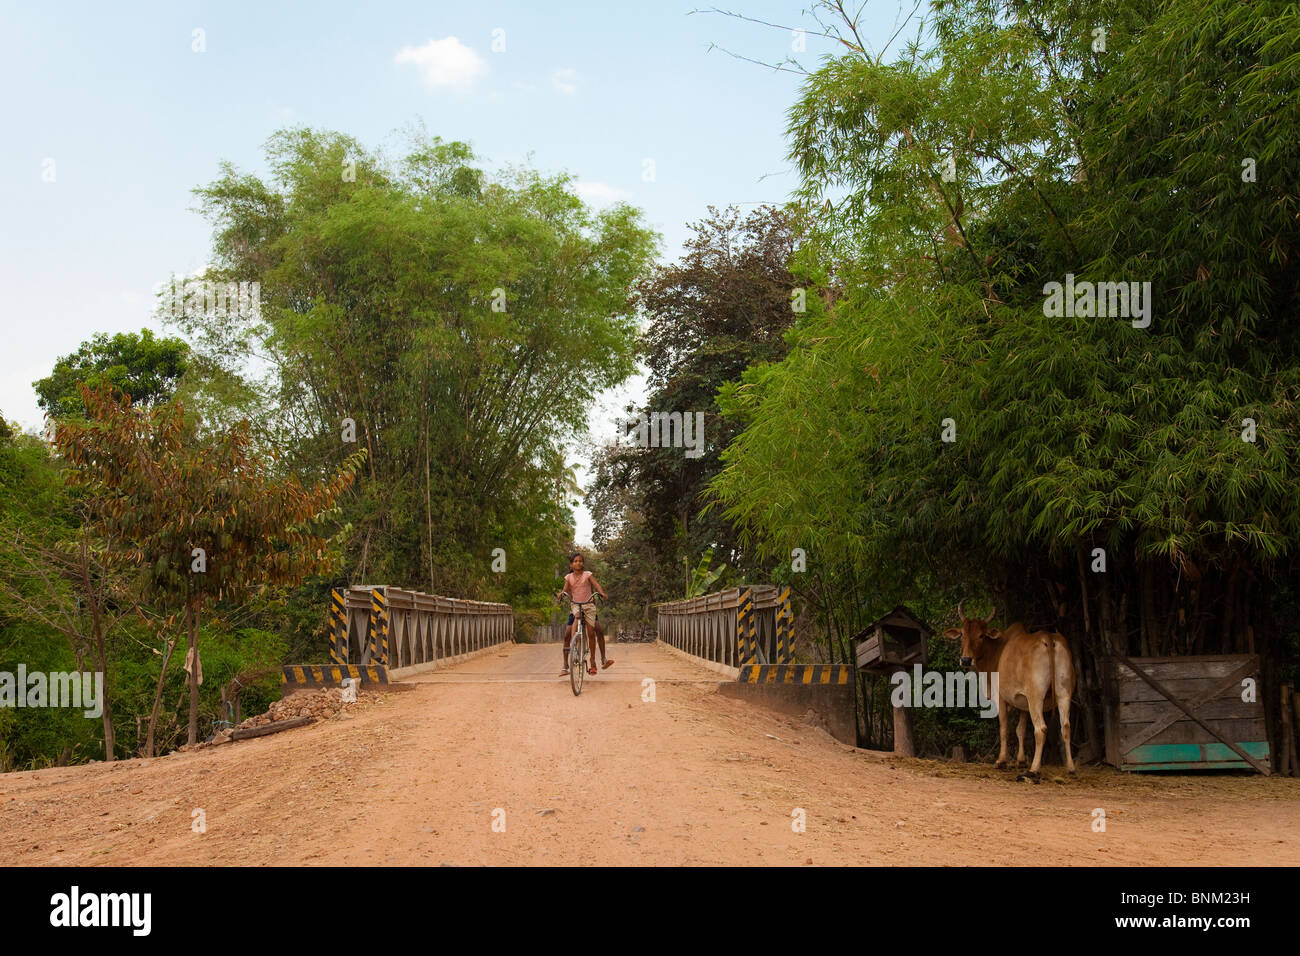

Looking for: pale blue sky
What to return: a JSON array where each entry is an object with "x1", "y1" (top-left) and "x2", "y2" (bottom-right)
[{"x1": 0, "y1": 0, "x2": 913, "y2": 542}]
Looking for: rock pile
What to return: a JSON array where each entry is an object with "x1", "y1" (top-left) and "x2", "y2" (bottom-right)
[
  {"x1": 234, "y1": 688, "x2": 347, "y2": 730},
  {"x1": 186, "y1": 686, "x2": 382, "y2": 751}
]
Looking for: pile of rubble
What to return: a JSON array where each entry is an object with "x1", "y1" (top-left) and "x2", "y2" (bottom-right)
[
  {"x1": 189, "y1": 687, "x2": 377, "y2": 749},
  {"x1": 175, "y1": 686, "x2": 389, "y2": 752},
  {"x1": 233, "y1": 688, "x2": 347, "y2": 730}
]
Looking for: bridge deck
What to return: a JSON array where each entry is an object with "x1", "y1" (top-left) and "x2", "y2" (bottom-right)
[{"x1": 401, "y1": 642, "x2": 718, "y2": 684}]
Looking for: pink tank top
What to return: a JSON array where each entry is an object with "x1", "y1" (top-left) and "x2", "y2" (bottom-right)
[{"x1": 566, "y1": 570, "x2": 594, "y2": 602}]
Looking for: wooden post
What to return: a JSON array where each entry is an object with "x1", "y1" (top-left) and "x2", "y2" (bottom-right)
[
  {"x1": 1283, "y1": 683, "x2": 1298, "y2": 777},
  {"x1": 892, "y1": 668, "x2": 914, "y2": 757},
  {"x1": 1280, "y1": 687, "x2": 1293, "y2": 777},
  {"x1": 1292, "y1": 689, "x2": 1300, "y2": 772},
  {"x1": 893, "y1": 702, "x2": 914, "y2": 757},
  {"x1": 229, "y1": 716, "x2": 314, "y2": 741}
]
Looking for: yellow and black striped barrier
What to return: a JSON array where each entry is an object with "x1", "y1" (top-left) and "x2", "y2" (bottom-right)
[
  {"x1": 736, "y1": 587, "x2": 757, "y2": 664},
  {"x1": 329, "y1": 588, "x2": 347, "y2": 666},
  {"x1": 282, "y1": 664, "x2": 389, "y2": 689},
  {"x1": 774, "y1": 586, "x2": 794, "y2": 664},
  {"x1": 738, "y1": 664, "x2": 851, "y2": 685},
  {"x1": 367, "y1": 588, "x2": 389, "y2": 666}
]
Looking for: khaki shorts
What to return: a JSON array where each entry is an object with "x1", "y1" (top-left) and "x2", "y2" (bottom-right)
[{"x1": 570, "y1": 603, "x2": 597, "y2": 628}]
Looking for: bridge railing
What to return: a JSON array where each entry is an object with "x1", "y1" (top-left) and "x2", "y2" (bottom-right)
[
  {"x1": 333, "y1": 585, "x2": 514, "y2": 670},
  {"x1": 656, "y1": 585, "x2": 795, "y2": 669}
]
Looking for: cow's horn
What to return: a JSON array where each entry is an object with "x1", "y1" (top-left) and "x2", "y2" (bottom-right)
[
  {"x1": 985, "y1": 603, "x2": 995, "y2": 622},
  {"x1": 957, "y1": 601, "x2": 965, "y2": 620}
]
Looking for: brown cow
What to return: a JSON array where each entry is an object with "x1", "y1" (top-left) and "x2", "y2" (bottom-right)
[{"x1": 943, "y1": 602, "x2": 1076, "y2": 775}]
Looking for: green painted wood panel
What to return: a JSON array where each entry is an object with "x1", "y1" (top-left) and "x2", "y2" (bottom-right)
[{"x1": 1122, "y1": 740, "x2": 1270, "y2": 771}]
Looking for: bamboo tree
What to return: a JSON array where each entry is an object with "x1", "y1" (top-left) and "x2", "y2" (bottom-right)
[
  {"x1": 175, "y1": 129, "x2": 657, "y2": 601},
  {"x1": 712, "y1": 0, "x2": 1300, "y2": 753}
]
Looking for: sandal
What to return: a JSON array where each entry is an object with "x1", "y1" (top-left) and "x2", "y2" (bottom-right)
[
  {"x1": 602, "y1": 659, "x2": 614, "y2": 669},
  {"x1": 588, "y1": 664, "x2": 597, "y2": 675}
]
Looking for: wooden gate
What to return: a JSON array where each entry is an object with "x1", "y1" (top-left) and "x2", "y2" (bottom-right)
[{"x1": 1103, "y1": 653, "x2": 1271, "y2": 774}]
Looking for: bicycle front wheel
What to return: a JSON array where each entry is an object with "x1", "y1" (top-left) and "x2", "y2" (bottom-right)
[{"x1": 570, "y1": 626, "x2": 585, "y2": 696}]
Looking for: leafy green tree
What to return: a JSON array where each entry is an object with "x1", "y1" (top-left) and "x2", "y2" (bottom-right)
[
  {"x1": 0, "y1": 515, "x2": 134, "y2": 760},
  {"x1": 33, "y1": 329, "x2": 189, "y2": 420},
  {"x1": 713, "y1": 0, "x2": 1300, "y2": 750},
  {"x1": 172, "y1": 129, "x2": 656, "y2": 609},
  {"x1": 0, "y1": 415, "x2": 126, "y2": 760},
  {"x1": 0, "y1": 623, "x2": 102, "y2": 769},
  {"x1": 590, "y1": 205, "x2": 801, "y2": 604}
]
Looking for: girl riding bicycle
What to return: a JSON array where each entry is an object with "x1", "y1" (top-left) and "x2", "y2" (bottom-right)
[{"x1": 557, "y1": 552, "x2": 613, "y2": 676}]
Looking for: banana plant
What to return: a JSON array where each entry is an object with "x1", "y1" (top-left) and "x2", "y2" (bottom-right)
[{"x1": 684, "y1": 549, "x2": 726, "y2": 599}]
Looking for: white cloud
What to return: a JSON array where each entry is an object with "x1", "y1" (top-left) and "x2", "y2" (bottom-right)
[
  {"x1": 395, "y1": 37, "x2": 488, "y2": 91},
  {"x1": 552, "y1": 67, "x2": 578, "y2": 95},
  {"x1": 572, "y1": 181, "x2": 632, "y2": 207}
]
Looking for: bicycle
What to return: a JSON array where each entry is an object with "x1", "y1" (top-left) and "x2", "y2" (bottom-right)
[{"x1": 559, "y1": 592, "x2": 599, "y2": 697}]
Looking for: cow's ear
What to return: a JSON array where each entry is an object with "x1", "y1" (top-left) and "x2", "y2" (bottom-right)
[
  {"x1": 986, "y1": 628, "x2": 1002, "y2": 640},
  {"x1": 942, "y1": 627, "x2": 961, "y2": 639}
]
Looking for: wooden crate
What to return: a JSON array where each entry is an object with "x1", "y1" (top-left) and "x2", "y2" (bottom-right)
[{"x1": 1102, "y1": 654, "x2": 1271, "y2": 773}]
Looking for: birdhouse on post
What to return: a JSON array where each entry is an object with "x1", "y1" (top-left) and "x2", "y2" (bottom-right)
[
  {"x1": 854, "y1": 606, "x2": 931, "y2": 758},
  {"x1": 855, "y1": 606, "x2": 930, "y2": 673}
]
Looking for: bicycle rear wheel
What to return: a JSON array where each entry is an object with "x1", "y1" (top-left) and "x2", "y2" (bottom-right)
[{"x1": 570, "y1": 624, "x2": 585, "y2": 696}]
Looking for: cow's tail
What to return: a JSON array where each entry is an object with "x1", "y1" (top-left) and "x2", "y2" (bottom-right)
[{"x1": 1046, "y1": 632, "x2": 1057, "y2": 707}]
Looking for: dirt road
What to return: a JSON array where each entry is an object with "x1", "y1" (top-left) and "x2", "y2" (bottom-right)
[{"x1": 1, "y1": 643, "x2": 1297, "y2": 866}]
